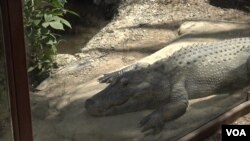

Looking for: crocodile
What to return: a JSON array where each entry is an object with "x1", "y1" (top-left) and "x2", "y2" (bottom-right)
[{"x1": 85, "y1": 37, "x2": 250, "y2": 134}]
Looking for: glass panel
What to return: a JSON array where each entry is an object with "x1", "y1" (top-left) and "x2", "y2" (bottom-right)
[
  {"x1": 23, "y1": 1, "x2": 250, "y2": 141},
  {"x1": 0, "y1": 5, "x2": 14, "y2": 141}
]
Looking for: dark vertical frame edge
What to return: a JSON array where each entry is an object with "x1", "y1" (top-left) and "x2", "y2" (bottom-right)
[{"x1": 0, "y1": 0, "x2": 33, "y2": 141}]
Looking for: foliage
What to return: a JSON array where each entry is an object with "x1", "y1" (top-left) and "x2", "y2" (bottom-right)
[{"x1": 23, "y1": 0, "x2": 72, "y2": 83}]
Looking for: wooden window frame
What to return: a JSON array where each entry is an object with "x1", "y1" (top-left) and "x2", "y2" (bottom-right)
[{"x1": 0, "y1": 0, "x2": 33, "y2": 141}]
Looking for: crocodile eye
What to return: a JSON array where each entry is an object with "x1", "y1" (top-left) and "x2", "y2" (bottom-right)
[{"x1": 120, "y1": 78, "x2": 129, "y2": 86}]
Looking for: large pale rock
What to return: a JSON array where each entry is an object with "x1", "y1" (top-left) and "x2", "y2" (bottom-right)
[
  {"x1": 178, "y1": 21, "x2": 250, "y2": 35},
  {"x1": 55, "y1": 54, "x2": 77, "y2": 67}
]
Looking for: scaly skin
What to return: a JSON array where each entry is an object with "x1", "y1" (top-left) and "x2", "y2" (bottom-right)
[{"x1": 85, "y1": 37, "x2": 250, "y2": 134}]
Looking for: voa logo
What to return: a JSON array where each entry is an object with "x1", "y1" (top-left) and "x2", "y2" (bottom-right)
[{"x1": 226, "y1": 129, "x2": 246, "y2": 136}]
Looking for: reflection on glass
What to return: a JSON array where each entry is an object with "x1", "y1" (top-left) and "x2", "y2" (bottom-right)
[
  {"x1": 0, "y1": 5, "x2": 13, "y2": 141},
  {"x1": 24, "y1": 1, "x2": 250, "y2": 141}
]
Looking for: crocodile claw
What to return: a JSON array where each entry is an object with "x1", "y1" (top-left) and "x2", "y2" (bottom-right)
[
  {"x1": 139, "y1": 112, "x2": 165, "y2": 135},
  {"x1": 98, "y1": 72, "x2": 118, "y2": 83}
]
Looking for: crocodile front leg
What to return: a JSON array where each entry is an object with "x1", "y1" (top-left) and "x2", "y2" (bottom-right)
[
  {"x1": 139, "y1": 80, "x2": 189, "y2": 134},
  {"x1": 98, "y1": 63, "x2": 150, "y2": 83}
]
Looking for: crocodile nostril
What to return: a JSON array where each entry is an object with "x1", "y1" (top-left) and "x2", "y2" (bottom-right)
[{"x1": 85, "y1": 98, "x2": 96, "y2": 108}]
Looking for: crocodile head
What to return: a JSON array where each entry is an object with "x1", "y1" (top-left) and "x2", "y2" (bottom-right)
[{"x1": 85, "y1": 69, "x2": 170, "y2": 116}]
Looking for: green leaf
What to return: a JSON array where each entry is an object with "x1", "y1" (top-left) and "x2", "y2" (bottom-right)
[
  {"x1": 49, "y1": 34, "x2": 57, "y2": 40},
  {"x1": 53, "y1": 16, "x2": 71, "y2": 28},
  {"x1": 51, "y1": 15, "x2": 61, "y2": 22},
  {"x1": 44, "y1": 14, "x2": 53, "y2": 22},
  {"x1": 42, "y1": 22, "x2": 50, "y2": 28},
  {"x1": 38, "y1": 63, "x2": 42, "y2": 69},
  {"x1": 49, "y1": 21, "x2": 64, "y2": 30},
  {"x1": 43, "y1": 59, "x2": 51, "y2": 63},
  {"x1": 59, "y1": 18, "x2": 71, "y2": 28},
  {"x1": 65, "y1": 9, "x2": 79, "y2": 17},
  {"x1": 34, "y1": 19, "x2": 41, "y2": 25},
  {"x1": 27, "y1": 66, "x2": 35, "y2": 72},
  {"x1": 51, "y1": 0, "x2": 64, "y2": 8},
  {"x1": 41, "y1": 35, "x2": 48, "y2": 40},
  {"x1": 46, "y1": 39, "x2": 56, "y2": 45}
]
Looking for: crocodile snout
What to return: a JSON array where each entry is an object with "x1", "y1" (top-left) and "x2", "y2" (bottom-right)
[
  {"x1": 85, "y1": 98, "x2": 102, "y2": 116},
  {"x1": 85, "y1": 98, "x2": 96, "y2": 108}
]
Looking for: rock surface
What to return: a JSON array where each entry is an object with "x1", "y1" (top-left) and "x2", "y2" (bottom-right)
[{"x1": 55, "y1": 54, "x2": 77, "y2": 67}]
